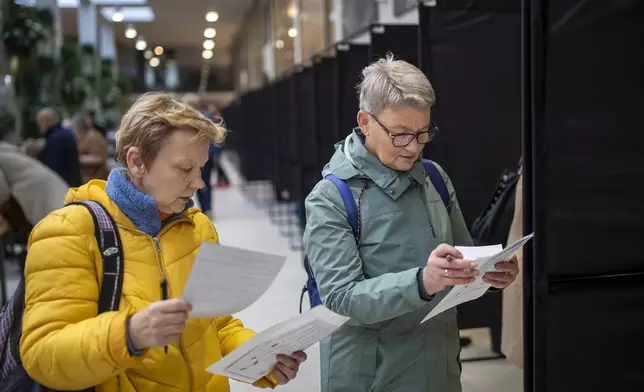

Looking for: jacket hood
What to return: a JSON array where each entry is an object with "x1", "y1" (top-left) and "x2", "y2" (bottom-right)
[{"x1": 321, "y1": 130, "x2": 427, "y2": 197}]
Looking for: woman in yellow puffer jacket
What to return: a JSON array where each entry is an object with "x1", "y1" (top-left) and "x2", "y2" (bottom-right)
[{"x1": 19, "y1": 93, "x2": 306, "y2": 391}]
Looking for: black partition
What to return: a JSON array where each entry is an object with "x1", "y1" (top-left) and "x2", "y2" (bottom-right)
[
  {"x1": 262, "y1": 83, "x2": 280, "y2": 189},
  {"x1": 334, "y1": 43, "x2": 370, "y2": 139},
  {"x1": 525, "y1": 0, "x2": 644, "y2": 390},
  {"x1": 285, "y1": 73, "x2": 302, "y2": 201},
  {"x1": 418, "y1": 1, "x2": 522, "y2": 353},
  {"x1": 369, "y1": 24, "x2": 419, "y2": 66},
  {"x1": 419, "y1": 1, "x2": 522, "y2": 223},
  {"x1": 294, "y1": 66, "x2": 320, "y2": 198},
  {"x1": 313, "y1": 56, "x2": 339, "y2": 175},
  {"x1": 273, "y1": 78, "x2": 294, "y2": 198}
]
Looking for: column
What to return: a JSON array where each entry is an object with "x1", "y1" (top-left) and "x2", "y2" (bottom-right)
[
  {"x1": 77, "y1": 2, "x2": 99, "y2": 112},
  {"x1": 35, "y1": 0, "x2": 62, "y2": 58}
]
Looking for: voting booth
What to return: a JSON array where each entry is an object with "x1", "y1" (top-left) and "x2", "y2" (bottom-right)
[
  {"x1": 293, "y1": 66, "x2": 320, "y2": 200},
  {"x1": 524, "y1": 0, "x2": 644, "y2": 390},
  {"x1": 417, "y1": 1, "x2": 522, "y2": 353}
]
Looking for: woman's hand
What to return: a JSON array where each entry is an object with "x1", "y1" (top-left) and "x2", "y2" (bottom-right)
[
  {"x1": 128, "y1": 299, "x2": 192, "y2": 350},
  {"x1": 422, "y1": 244, "x2": 479, "y2": 296},
  {"x1": 273, "y1": 351, "x2": 307, "y2": 385},
  {"x1": 483, "y1": 256, "x2": 520, "y2": 289}
]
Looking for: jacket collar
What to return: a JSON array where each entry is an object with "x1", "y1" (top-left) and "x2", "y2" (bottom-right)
[
  {"x1": 104, "y1": 168, "x2": 193, "y2": 237},
  {"x1": 324, "y1": 130, "x2": 426, "y2": 200}
]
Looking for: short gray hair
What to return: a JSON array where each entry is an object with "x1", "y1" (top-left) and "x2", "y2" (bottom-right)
[{"x1": 357, "y1": 53, "x2": 435, "y2": 115}]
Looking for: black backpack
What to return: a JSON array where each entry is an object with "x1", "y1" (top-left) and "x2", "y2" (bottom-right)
[
  {"x1": 0, "y1": 200, "x2": 124, "y2": 392},
  {"x1": 470, "y1": 161, "x2": 522, "y2": 246}
]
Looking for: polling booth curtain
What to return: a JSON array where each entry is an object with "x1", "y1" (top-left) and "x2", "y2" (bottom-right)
[
  {"x1": 286, "y1": 73, "x2": 303, "y2": 201},
  {"x1": 419, "y1": 1, "x2": 522, "y2": 224},
  {"x1": 369, "y1": 24, "x2": 420, "y2": 66},
  {"x1": 525, "y1": 0, "x2": 644, "y2": 390},
  {"x1": 294, "y1": 67, "x2": 320, "y2": 198},
  {"x1": 313, "y1": 56, "x2": 339, "y2": 175},
  {"x1": 334, "y1": 44, "x2": 370, "y2": 140},
  {"x1": 274, "y1": 78, "x2": 293, "y2": 198},
  {"x1": 263, "y1": 83, "x2": 280, "y2": 189}
]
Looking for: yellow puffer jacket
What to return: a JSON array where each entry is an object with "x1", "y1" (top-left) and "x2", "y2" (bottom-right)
[{"x1": 19, "y1": 180, "x2": 276, "y2": 391}]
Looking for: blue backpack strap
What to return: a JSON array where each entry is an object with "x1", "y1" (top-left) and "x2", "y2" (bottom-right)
[
  {"x1": 423, "y1": 159, "x2": 450, "y2": 209},
  {"x1": 324, "y1": 174, "x2": 360, "y2": 242}
]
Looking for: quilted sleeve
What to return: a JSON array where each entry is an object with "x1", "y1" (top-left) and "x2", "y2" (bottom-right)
[{"x1": 19, "y1": 206, "x2": 140, "y2": 390}]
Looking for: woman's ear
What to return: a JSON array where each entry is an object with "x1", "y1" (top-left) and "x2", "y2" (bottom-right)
[
  {"x1": 125, "y1": 147, "x2": 146, "y2": 177},
  {"x1": 357, "y1": 110, "x2": 370, "y2": 135}
]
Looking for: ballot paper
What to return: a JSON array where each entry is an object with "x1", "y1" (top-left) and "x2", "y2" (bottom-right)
[
  {"x1": 182, "y1": 243, "x2": 286, "y2": 318},
  {"x1": 207, "y1": 306, "x2": 349, "y2": 384},
  {"x1": 421, "y1": 233, "x2": 534, "y2": 323}
]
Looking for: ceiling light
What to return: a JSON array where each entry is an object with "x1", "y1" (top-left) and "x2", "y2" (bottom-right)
[
  {"x1": 203, "y1": 40, "x2": 215, "y2": 50},
  {"x1": 144, "y1": 50, "x2": 153, "y2": 59},
  {"x1": 204, "y1": 28, "x2": 216, "y2": 38},
  {"x1": 125, "y1": 24, "x2": 137, "y2": 39},
  {"x1": 149, "y1": 57, "x2": 160, "y2": 67},
  {"x1": 287, "y1": 4, "x2": 298, "y2": 19},
  {"x1": 154, "y1": 46, "x2": 164, "y2": 56},
  {"x1": 288, "y1": 27, "x2": 297, "y2": 38},
  {"x1": 135, "y1": 36, "x2": 146, "y2": 51},
  {"x1": 205, "y1": 11, "x2": 219, "y2": 22},
  {"x1": 101, "y1": 6, "x2": 155, "y2": 23},
  {"x1": 275, "y1": 39, "x2": 284, "y2": 49},
  {"x1": 112, "y1": 8, "x2": 124, "y2": 22},
  {"x1": 202, "y1": 50, "x2": 213, "y2": 60}
]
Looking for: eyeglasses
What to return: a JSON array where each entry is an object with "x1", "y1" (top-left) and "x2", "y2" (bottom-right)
[{"x1": 368, "y1": 112, "x2": 439, "y2": 148}]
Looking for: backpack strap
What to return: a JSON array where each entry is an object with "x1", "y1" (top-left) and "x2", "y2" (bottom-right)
[
  {"x1": 422, "y1": 159, "x2": 450, "y2": 210},
  {"x1": 67, "y1": 201, "x2": 124, "y2": 314},
  {"x1": 324, "y1": 175, "x2": 360, "y2": 243}
]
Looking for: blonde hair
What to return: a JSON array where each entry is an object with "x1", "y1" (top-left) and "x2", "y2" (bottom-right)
[
  {"x1": 358, "y1": 53, "x2": 435, "y2": 115},
  {"x1": 115, "y1": 92, "x2": 225, "y2": 165}
]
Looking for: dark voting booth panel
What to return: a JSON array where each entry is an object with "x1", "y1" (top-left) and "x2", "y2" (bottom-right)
[
  {"x1": 418, "y1": 1, "x2": 522, "y2": 353},
  {"x1": 273, "y1": 78, "x2": 296, "y2": 198},
  {"x1": 369, "y1": 24, "x2": 419, "y2": 66},
  {"x1": 334, "y1": 44, "x2": 370, "y2": 139},
  {"x1": 293, "y1": 66, "x2": 319, "y2": 198},
  {"x1": 525, "y1": 0, "x2": 644, "y2": 390},
  {"x1": 262, "y1": 83, "x2": 280, "y2": 189},
  {"x1": 313, "y1": 56, "x2": 338, "y2": 176}
]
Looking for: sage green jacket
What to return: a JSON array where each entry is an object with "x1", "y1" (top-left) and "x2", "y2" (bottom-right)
[{"x1": 303, "y1": 131, "x2": 474, "y2": 392}]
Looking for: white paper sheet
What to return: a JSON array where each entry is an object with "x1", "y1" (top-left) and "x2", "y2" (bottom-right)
[
  {"x1": 207, "y1": 306, "x2": 349, "y2": 384},
  {"x1": 182, "y1": 243, "x2": 287, "y2": 318},
  {"x1": 421, "y1": 233, "x2": 534, "y2": 323}
]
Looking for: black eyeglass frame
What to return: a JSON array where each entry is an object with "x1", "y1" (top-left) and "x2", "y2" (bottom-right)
[{"x1": 367, "y1": 112, "x2": 439, "y2": 147}]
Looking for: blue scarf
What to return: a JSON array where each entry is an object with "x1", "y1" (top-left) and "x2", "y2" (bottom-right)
[{"x1": 104, "y1": 168, "x2": 193, "y2": 237}]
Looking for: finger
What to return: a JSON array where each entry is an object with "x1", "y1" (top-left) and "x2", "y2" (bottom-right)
[
  {"x1": 273, "y1": 368, "x2": 289, "y2": 385},
  {"x1": 159, "y1": 299, "x2": 193, "y2": 313},
  {"x1": 483, "y1": 274, "x2": 510, "y2": 285},
  {"x1": 275, "y1": 362, "x2": 297, "y2": 381},
  {"x1": 162, "y1": 322, "x2": 188, "y2": 336},
  {"x1": 276, "y1": 354, "x2": 299, "y2": 371},
  {"x1": 494, "y1": 262, "x2": 519, "y2": 273},
  {"x1": 161, "y1": 312, "x2": 190, "y2": 325},
  {"x1": 482, "y1": 276, "x2": 508, "y2": 288},
  {"x1": 442, "y1": 268, "x2": 480, "y2": 279},
  {"x1": 484, "y1": 272, "x2": 514, "y2": 282},
  {"x1": 433, "y1": 244, "x2": 464, "y2": 259},
  {"x1": 432, "y1": 257, "x2": 478, "y2": 271},
  {"x1": 291, "y1": 351, "x2": 308, "y2": 364},
  {"x1": 161, "y1": 333, "x2": 181, "y2": 345}
]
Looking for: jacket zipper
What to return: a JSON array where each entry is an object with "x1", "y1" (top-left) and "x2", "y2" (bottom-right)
[{"x1": 122, "y1": 219, "x2": 194, "y2": 392}]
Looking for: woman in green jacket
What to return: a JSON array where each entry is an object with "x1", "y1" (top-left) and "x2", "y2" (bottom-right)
[{"x1": 303, "y1": 55, "x2": 519, "y2": 392}]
